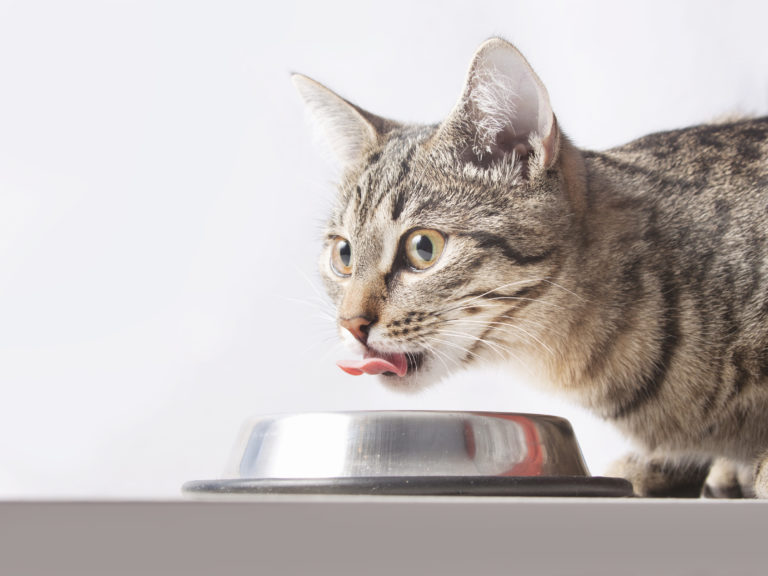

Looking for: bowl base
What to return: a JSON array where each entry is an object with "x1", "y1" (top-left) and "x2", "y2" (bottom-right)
[{"x1": 182, "y1": 475, "x2": 634, "y2": 498}]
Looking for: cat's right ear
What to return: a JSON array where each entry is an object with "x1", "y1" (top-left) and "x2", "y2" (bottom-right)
[
  {"x1": 439, "y1": 38, "x2": 560, "y2": 174},
  {"x1": 292, "y1": 74, "x2": 394, "y2": 170}
]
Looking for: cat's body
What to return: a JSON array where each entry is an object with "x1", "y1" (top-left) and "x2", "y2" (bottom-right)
[
  {"x1": 294, "y1": 39, "x2": 768, "y2": 497},
  {"x1": 577, "y1": 121, "x2": 768, "y2": 452}
]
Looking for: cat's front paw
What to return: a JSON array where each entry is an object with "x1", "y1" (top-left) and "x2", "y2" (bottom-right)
[
  {"x1": 607, "y1": 453, "x2": 710, "y2": 498},
  {"x1": 702, "y1": 458, "x2": 753, "y2": 499},
  {"x1": 753, "y1": 451, "x2": 768, "y2": 499}
]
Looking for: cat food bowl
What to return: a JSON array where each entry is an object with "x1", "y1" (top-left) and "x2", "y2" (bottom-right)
[{"x1": 183, "y1": 411, "x2": 633, "y2": 497}]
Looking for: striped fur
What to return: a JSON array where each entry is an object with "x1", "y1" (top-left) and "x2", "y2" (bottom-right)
[{"x1": 295, "y1": 39, "x2": 768, "y2": 497}]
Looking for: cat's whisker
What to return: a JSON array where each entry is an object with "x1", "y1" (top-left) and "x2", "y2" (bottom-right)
[
  {"x1": 508, "y1": 315, "x2": 572, "y2": 347},
  {"x1": 494, "y1": 323, "x2": 554, "y2": 356},
  {"x1": 281, "y1": 294, "x2": 332, "y2": 307},
  {"x1": 502, "y1": 313, "x2": 571, "y2": 341},
  {"x1": 439, "y1": 296, "x2": 566, "y2": 319},
  {"x1": 431, "y1": 329, "x2": 536, "y2": 379},
  {"x1": 430, "y1": 345, "x2": 461, "y2": 373},
  {"x1": 298, "y1": 331, "x2": 343, "y2": 360},
  {"x1": 424, "y1": 346, "x2": 461, "y2": 382},
  {"x1": 436, "y1": 279, "x2": 540, "y2": 314},
  {"x1": 440, "y1": 319, "x2": 555, "y2": 356},
  {"x1": 477, "y1": 296, "x2": 565, "y2": 310},
  {"x1": 426, "y1": 335, "x2": 483, "y2": 361},
  {"x1": 436, "y1": 276, "x2": 586, "y2": 318},
  {"x1": 292, "y1": 264, "x2": 336, "y2": 307},
  {"x1": 281, "y1": 295, "x2": 337, "y2": 320},
  {"x1": 436, "y1": 278, "x2": 473, "y2": 308},
  {"x1": 418, "y1": 338, "x2": 459, "y2": 375},
  {"x1": 539, "y1": 278, "x2": 588, "y2": 303},
  {"x1": 293, "y1": 306, "x2": 337, "y2": 325},
  {"x1": 320, "y1": 334, "x2": 348, "y2": 362},
  {"x1": 436, "y1": 278, "x2": 574, "y2": 316},
  {"x1": 433, "y1": 329, "x2": 509, "y2": 360},
  {"x1": 310, "y1": 313, "x2": 337, "y2": 323}
]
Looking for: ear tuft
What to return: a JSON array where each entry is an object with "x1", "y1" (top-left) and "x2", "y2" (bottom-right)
[
  {"x1": 445, "y1": 38, "x2": 559, "y2": 171},
  {"x1": 292, "y1": 74, "x2": 393, "y2": 169}
]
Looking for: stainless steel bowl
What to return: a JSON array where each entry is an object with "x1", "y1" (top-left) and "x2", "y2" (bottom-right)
[
  {"x1": 235, "y1": 411, "x2": 587, "y2": 478},
  {"x1": 183, "y1": 411, "x2": 633, "y2": 497}
]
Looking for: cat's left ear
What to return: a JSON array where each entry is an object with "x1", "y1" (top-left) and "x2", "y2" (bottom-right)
[
  {"x1": 292, "y1": 74, "x2": 396, "y2": 170},
  {"x1": 441, "y1": 38, "x2": 560, "y2": 173}
]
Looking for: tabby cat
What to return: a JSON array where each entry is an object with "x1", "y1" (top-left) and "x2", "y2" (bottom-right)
[{"x1": 293, "y1": 38, "x2": 768, "y2": 498}]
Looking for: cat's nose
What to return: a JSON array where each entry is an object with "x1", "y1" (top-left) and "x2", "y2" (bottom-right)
[{"x1": 340, "y1": 315, "x2": 374, "y2": 346}]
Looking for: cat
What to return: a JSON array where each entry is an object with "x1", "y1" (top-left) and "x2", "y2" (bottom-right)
[{"x1": 293, "y1": 38, "x2": 768, "y2": 498}]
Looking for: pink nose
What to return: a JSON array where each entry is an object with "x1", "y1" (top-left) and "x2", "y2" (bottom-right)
[{"x1": 340, "y1": 316, "x2": 373, "y2": 345}]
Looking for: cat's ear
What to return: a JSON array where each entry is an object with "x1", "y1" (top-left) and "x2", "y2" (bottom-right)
[
  {"x1": 292, "y1": 74, "x2": 395, "y2": 169},
  {"x1": 442, "y1": 38, "x2": 560, "y2": 172}
]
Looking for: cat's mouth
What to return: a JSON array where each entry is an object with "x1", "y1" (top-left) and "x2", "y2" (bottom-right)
[{"x1": 337, "y1": 349, "x2": 424, "y2": 377}]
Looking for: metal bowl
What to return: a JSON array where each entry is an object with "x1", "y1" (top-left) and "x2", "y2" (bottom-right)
[{"x1": 183, "y1": 411, "x2": 633, "y2": 497}]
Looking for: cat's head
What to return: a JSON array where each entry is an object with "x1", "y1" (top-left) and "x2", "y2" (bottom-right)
[{"x1": 294, "y1": 38, "x2": 582, "y2": 392}]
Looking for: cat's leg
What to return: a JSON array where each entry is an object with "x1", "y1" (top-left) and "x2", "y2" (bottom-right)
[
  {"x1": 607, "y1": 453, "x2": 710, "y2": 497},
  {"x1": 752, "y1": 450, "x2": 768, "y2": 498},
  {"x1": 702, "y1": 457, "x2": 754, "y2": 498},
  {"x1": 740, "y1": 465, "x2": 756, "y2": 498}
]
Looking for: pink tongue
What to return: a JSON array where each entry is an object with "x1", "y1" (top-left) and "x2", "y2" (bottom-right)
[{"x1": 337, "y1": 350, "x2": 408, "y2": 377}]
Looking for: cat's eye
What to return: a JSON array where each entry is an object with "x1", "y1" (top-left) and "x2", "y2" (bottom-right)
[
  {"x1": 330, "y1": 237, "x2": 353, "y2": 277},
  {"x1": 404, "y1": 229, "x2": 445, "y2": 271}
]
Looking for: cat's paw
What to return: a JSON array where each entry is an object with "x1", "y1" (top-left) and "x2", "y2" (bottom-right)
[
  {"x1": 753, "y1": 451, "x2": 768, "y2": 499},
  {"x1": 702, "y1": 458, "x2": 753, "y2": 498},
  {"x1": 606, "y1": 453, "x2": 710, "y2": 498}
]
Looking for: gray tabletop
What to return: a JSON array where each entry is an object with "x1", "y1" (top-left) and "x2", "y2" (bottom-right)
[{"x1": 2, "y1": 497, "x2": 767, "y2": 575}]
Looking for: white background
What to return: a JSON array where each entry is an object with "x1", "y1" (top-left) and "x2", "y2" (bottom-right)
[{"x1": 1, "y1": 0, "x2": 766, "y2": 498}]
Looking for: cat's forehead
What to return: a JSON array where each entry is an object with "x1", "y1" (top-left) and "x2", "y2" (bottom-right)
[{"x1": 332, "y1": 125, "x2": 442, "y2": 231}]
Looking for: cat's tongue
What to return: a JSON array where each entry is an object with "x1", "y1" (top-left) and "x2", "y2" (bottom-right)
[{"x1": 337, "y1": 350, "x2": 408, "y2": 377}]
